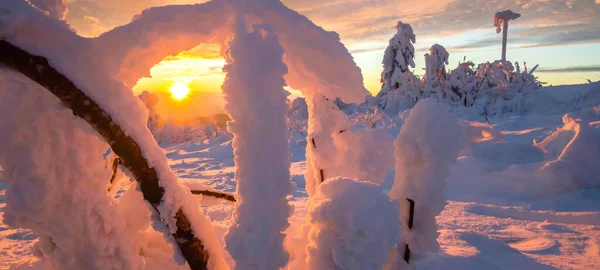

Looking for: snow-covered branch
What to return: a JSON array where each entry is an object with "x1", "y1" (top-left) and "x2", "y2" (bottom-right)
[{"x1": 0, "y1": 40, "x2": 212, "y2": 270}]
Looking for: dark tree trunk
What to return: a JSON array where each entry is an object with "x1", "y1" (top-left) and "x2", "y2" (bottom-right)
[{"x1": 0, "y1": 40, "x2": 209, "y2": 270}]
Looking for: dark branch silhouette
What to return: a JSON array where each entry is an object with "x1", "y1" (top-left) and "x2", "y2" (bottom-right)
[{"x1": 191, "y1": 190, "x2": 236, "y2": 202}]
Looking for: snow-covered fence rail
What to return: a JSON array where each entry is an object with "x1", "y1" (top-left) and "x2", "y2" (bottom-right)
[{"x1": 0, "y1": 40, "x2": 210, "y2": 270}]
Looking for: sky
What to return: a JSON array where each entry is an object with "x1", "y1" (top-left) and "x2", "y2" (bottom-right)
[{"x1": 52, "y1": 0, "x2": 600, "y2": 115}]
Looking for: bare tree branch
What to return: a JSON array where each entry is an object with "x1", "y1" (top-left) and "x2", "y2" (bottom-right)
[
  {"x1": 0, "y1": 40, "x2": 209, "y2": 270},
  {"x1": 191, "y1": 190, "x2": 236, "y2": 202}
]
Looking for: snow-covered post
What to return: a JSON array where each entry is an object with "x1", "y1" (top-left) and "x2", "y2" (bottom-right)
[
  {"x1": 304, "y1": 93, "x2": 351, "y2": 197},
  {"x1": 222, "y1": 19, "x2": 293, "y2": 270},
  {"x1": 494, "y1": 10, "x2": 521, "y2": 62},
  {"x1": 388, "y1": 99, "x2": 464, "y2": 266},
  {"x1": 424, "y1": 44, "x2": 449, "y2": 98},
  {"x1": 379, "y1": 21, "x2": 416, "y2": 97}
]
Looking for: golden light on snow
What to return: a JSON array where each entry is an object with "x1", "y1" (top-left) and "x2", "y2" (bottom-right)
[{"x1": 169, "y1": 81, "x2": 191, "y2": 100}]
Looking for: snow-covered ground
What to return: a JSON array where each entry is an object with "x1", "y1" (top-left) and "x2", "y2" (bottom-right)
[{"x1": 1, "y1": 82, "x2": 599, "y2": 269}]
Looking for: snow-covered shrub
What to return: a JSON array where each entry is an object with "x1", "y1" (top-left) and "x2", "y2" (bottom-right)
[
  {"x1": 377, "y1": 57, "x2": 542, "y2": 118},
  {"x1": 389, "y1": 99, "x2": 465, "y2": 264},
  {"x1": 470, "y1": 60, "x2": 541, "y2": 115},
  {"x1": 306, "y1": 177, "x2": 401, "y2": 270},
  {"x1": 447, "y1": 61, "x2": 478, "y2": 106}
]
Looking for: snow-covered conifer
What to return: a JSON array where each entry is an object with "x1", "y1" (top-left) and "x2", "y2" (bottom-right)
[
  {"x1": 379, "y1": 21, "x2": 417, "y2": 97},
  {"x1": 424, "y1": 44, "x2": 449, "y2": 99}
]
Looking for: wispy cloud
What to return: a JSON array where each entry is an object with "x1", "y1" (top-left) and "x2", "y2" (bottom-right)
[
  {"x1": 536, "y1": 65, "x2": 600, "y2": 73},
  {"x1": 283, "y1": 0, "x2": 600, "y2": 49}
]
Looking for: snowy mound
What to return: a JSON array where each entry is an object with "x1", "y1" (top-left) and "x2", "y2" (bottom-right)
[{"x1": 307, "y1": 177, "x2": 401, "y2": 270}]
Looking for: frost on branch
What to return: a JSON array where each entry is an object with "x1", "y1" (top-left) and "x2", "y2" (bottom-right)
[
  {"x1": 388, "y1": 99, "x2": 464, "y2": 265},
  {"x1": 221, "y1": 19, "x2": 293, "y2": 270}
]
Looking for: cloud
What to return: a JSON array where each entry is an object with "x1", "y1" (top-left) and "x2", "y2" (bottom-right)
[
  {"x1": 283, "y1": 0, "x2": 600, "y2": 49},
  {"x1": 29, "y1": 0, "x2": 68, "y2": 20},
  {"x1": 81, "y1": 15, "x2": 108, "y2": 34},
  {"x1": 536, "y1": 65, "x2": 600, "y2": 73},
  {"x1": 516, "y1": 24, "x2": 600, "y2": 48},
  {"x1": 348, "y1": 46, "x2": 387, "y2": 55},
  {"x1": 63, "y1": 0, "x2": 600, "y2": 49},
  {"x1": 161, "y1": 43, "x2": 223, "y2": 61},
  {"x1": 64, "y1": 0, "x2": 207, "y2": 36}
]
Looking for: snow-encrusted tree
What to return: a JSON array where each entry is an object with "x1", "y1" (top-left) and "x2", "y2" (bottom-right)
[
  {"x1": 376, "y1": 22, "x2": 422, "y2": 116},
  {"x1": 494, "y1": 10, "x2": 521, "y2": 62},
  {"x1": 423, "y1": 44, "x2": 449, "y2": 99},
  {"x1": 379, "y1": 21, "x2": 417, "y2": 97}
]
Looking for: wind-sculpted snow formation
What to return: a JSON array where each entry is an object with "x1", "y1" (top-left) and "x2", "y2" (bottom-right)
[
  {"x1": 221, "y1": 19, "x2": 293, "y2": 270},
  {"x1": 535, "y1": 106, "x2": 600, "y2": 191}
]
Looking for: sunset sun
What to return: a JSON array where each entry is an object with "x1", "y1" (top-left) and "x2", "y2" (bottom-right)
[{"x1": 169, "y1": 81, "x2": 190, "y2": 100}]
